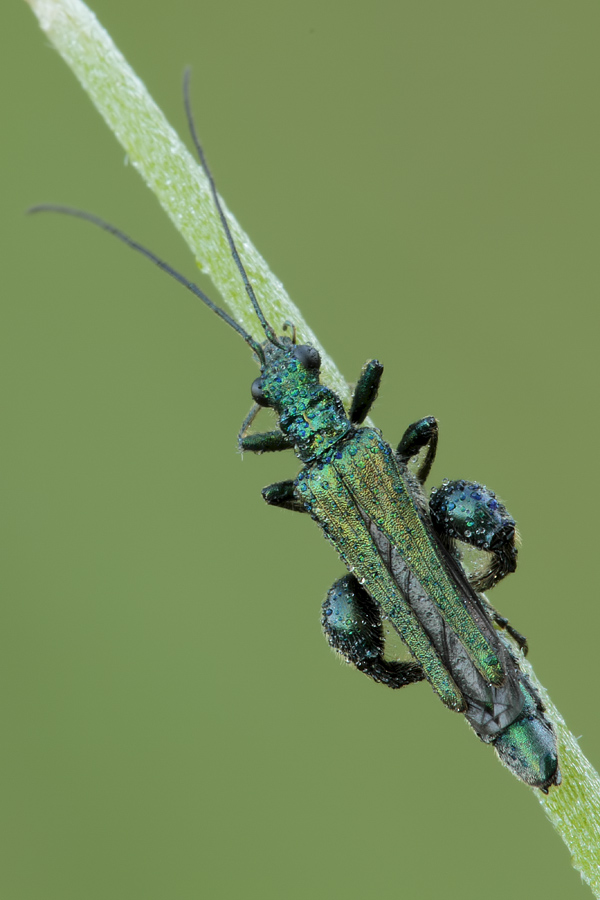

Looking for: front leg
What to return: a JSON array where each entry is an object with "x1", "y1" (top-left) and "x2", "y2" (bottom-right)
[
  {"x1": 238, "y1": 402, "x2": 293, "y2": 453},
  {"x1": 349, "y1": 360, "x2": 384, "y2": 425},
  {"x1": 322, "y1": 575, "x2": 425, "y2": 689},
  {"x1": 241, "y1": 431, "x2": 293, "y2": 453}
]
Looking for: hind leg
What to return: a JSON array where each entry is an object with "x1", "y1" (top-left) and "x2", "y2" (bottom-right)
[
  {"x1": 322, "y1": 575, "x2": 425, "y2": 688},
  {"x1": 429, "y1": 479, "x2": 527, "y2": 653}
]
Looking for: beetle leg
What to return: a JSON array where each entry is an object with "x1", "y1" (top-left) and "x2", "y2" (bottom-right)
[
  {"x1": 429, "y1": 478, "x2": 518, "y2": 589},
  {"x1": 322, "y1": 574, "x2": 425, "y2": 688},
  {"x1": 349, "y1": 360, "x2": 384, "y2": 425},
  {"x1": 238, "y1": 403, "x2": 293, "y2": 453},
  {"x1": 396, "y1": 416, "x2": 439, "y2": 484},
  {"x1": 479, "y1": 599, "x2": 529, "y2": 655},
  {"x1": 261, "y1": 479, "x2": 308, "y2": 513},
  {"x1": 240, "y1": 431, "x2": 294, "y2": 453},
  {"x1": 429, "y1": 479, "x2": 527, "y2": 654}
]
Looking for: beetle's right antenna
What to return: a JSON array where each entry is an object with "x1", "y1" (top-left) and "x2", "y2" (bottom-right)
[
  {"x1": 183, "y1": 68, "x2": 283, "y2": 349},
  {"x1": 28, "y1": 204, "x2": 266, "y2": 361}
]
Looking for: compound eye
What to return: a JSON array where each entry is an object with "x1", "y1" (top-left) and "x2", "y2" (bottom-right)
[
  {"x1": 294, "y1": 344, "x2": 321, "y2": 371},
  {"x1": 251, "y1": 377, "x2": 269, "y2": 407}
]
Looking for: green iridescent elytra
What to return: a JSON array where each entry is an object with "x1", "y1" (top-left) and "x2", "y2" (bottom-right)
[
  {"x1": 298, "y1": 428, "x2": 501, "y2": 703},
  {"x1": 31, "y1": 73, "x2": 560, "y2": 793}
]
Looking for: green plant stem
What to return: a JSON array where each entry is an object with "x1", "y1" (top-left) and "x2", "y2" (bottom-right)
[{"x1": 25, "y1": 0, "x2": 600, "y2": 892}]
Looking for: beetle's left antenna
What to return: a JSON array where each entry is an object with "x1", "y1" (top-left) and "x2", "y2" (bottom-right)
[
  {"x1": 27, "y1": 204, "x2": 265, "y2": 359},
  {"x1": 182, "y1": 68, "x2": 283, "y2": 349}
]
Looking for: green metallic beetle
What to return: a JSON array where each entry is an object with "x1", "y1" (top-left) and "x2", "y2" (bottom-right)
[
  {"x1": 244, "y1": 346, "x2": 559, "y2": 792},
  {"x1": 31, "y1": 73, "x2": 560, "y2": 793}
]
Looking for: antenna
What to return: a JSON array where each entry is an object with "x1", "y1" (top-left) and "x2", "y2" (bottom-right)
[
  {"x1": 182, "y1": 68, "x2": 283, "y2": 348},
  {"x1": 28, "y1": 204, "x2": 266, "y2": 360}
]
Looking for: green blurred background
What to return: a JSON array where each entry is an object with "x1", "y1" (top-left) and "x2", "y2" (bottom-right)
[{"x1": 3, "y1": 1, "x2": 600, "y2": 897}]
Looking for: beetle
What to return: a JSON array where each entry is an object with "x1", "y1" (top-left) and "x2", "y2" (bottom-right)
[{"x1": 30, "y1": 71, "x2": 560, "y2": 792}]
